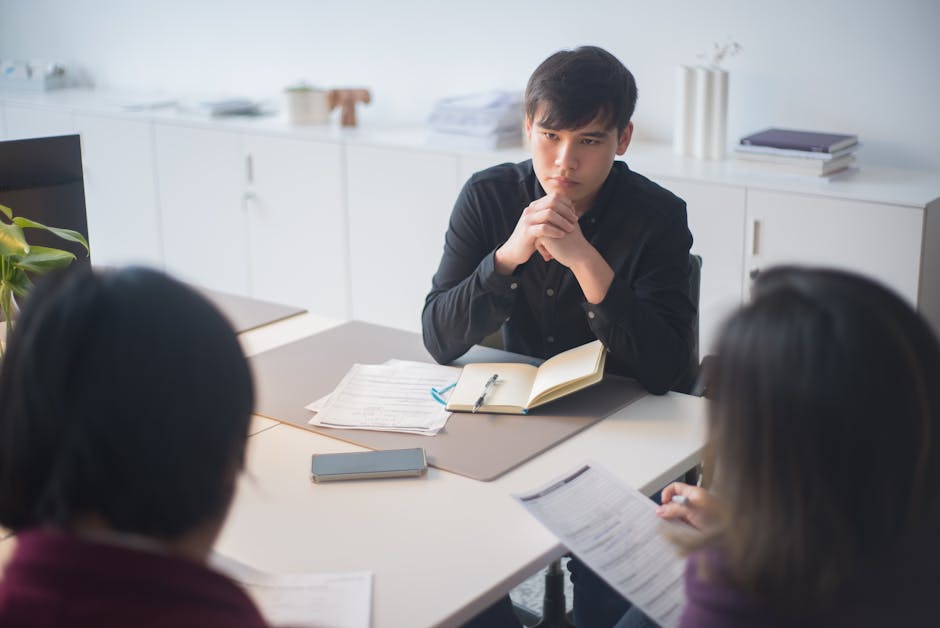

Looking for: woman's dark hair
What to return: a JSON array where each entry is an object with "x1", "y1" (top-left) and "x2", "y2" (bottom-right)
[
  {"x1": 0, "y1": 266, "x2": 254, "y2": 539},
  {"x1": 525, "y1": 45, "x2": 637, "y2": 134},
  {"x1": 703, "y1": 267, "x2": 940, "y2": 604}
]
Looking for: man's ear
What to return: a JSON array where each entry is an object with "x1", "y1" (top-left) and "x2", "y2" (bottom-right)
[
  {"x1": 616, "y1": 122, "x2": 634, "y2": 155},
  {"x1": 525, "y1": 115, "x2": 533, "y2": 140}
]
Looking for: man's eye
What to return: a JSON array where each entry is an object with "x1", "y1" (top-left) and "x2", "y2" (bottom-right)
[
  {"x1": 581, "y1": 138, "x2": 598, "y2": 145},
  {"x1": 542, "y1": 132, "x2": 558, "y2": 141}
]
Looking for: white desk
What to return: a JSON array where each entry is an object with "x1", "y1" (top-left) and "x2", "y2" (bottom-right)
[{"x1": 217, "y1": 315, "x2": 707, "y2": 627}]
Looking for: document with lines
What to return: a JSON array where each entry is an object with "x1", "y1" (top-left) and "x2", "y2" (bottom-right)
[
  {"x1": 306, "y1": 359, "x2": 460, "y2": 435},
  {"x1": 514, "y1": 463, "x2": 688, "y2": 628}
]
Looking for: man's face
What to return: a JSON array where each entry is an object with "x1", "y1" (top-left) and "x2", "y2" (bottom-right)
[{"x1": 526, "y1": 106, "x2": 633, "y2": 213}]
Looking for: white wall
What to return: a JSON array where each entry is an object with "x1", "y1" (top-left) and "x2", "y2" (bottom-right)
[{"x1": 2, "y1": 0, "x2": 938, "y2": 171}]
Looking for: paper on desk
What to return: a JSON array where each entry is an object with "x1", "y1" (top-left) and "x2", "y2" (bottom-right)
[
  {"x1": 514, "y1": 463, "x2": 689, "y2": 628},
  {"x1": 210, "y1": 552, "x2": 372, "y2": 628},
  {"x1": 306, "y1": 360, "x2": 460, "y2": 435}
]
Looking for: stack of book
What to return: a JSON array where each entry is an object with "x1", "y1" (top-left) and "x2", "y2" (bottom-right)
[
  {"x1": 734, "y1": 128, "x2": 859, "y2": 177},
  {"x1": 427, "y1": 91, "x2": 524, "y2": 151}
]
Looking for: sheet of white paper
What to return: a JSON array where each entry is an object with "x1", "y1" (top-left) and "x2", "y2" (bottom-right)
[
  {"x1": 514, "y1": 463, "x2": 689, "y2": 628},
  {"x1": 210, "y1": 552, "x2": 372, "y2": 628},
  {"x1": 306, "y1": 360, "x2": 459, "y2": 435}
]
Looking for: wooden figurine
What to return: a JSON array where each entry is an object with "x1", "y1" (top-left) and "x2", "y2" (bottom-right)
[{"x1": 327, "y1": 89, "x2": 371, "y2": 127}]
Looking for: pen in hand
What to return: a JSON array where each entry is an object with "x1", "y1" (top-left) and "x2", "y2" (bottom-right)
[{"x1": 472, "y1": 374, "x2": 499, "y2": 413}]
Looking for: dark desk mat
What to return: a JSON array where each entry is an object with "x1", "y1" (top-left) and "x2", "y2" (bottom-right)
[
  {"x1": 249, "y1": 321, "x2": 646, "y2": 481},
  {"x1": 201, "y1": 289, "x2": 306, "y2": 334}
]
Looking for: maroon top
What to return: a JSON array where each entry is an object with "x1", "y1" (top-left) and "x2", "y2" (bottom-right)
[
  {"x1": 0, "y1": 529, "x2": 268, "y2": 628},
  {"x1": 678, "y1": 527, "x2": 940, "y2": 628}
]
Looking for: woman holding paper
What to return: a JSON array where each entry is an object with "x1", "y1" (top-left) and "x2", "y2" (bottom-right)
[
  {"x1": 633, "y1": 267, "x2": 940, "y2": 626},
  {"x1": 0, "y1": 268, "x2": 272, "y2": 627}
]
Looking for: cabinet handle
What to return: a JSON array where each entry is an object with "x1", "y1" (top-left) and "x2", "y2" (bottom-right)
[
  {"x1": 245, "y1": 154, "x2": 254, "y2": 184},
  {"x1": 751, "y1": 219, "x2": 762, "y2": 256},
  {"x1": 749, "y1": 268, "x2": 760, "y2": 280}
]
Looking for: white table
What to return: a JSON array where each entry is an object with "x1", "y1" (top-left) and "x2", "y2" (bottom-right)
[
  {"x1": 217, "y1": 314, "x2": 707, "y2": 628},
  {"x1": 0, "y1": 311, "x2": 706, "y2": 628}
]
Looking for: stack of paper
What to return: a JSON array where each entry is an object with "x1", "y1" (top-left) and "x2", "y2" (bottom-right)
[
  {"x1": 306, "y1": 359, "x2": 460, "y2": 435},
  {"x1": 427, "y1": 91, "x2": 524, "y2": 150}
]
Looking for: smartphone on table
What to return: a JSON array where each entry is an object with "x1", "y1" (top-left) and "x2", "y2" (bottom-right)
[{"x1": 310, "y1": 447, "x2": 428, "y2": 483}]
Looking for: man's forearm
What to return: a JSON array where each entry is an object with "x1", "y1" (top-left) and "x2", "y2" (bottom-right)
[{"x1": 571, "y1": 248, "x2": 615, "y2": 304}]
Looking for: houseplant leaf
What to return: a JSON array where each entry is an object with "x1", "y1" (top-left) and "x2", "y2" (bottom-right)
[
  {"x1": 0, "y1": 204, "x2": 13, "y2": 220},
  {"x1": 0, "y1": 222, "x2": 29, "y2": 257},
  {"x1": 6, "y1": 268, "x2": 33, "y2": 298},
  {"x1": 13, "y1": 246, "x2": 77, "y2": 274},
  {"x1": 11, "y1": 216, "x2": 89, "y2": 253}
]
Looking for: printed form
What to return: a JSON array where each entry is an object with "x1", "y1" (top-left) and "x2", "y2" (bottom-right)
[{"x1": 515, "y1": 463, "x2": 688, "y2": 628}]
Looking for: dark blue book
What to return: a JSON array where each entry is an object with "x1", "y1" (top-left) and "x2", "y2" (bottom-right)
[{"x1": 740, "y1": 128, "x2": 858, "y2": 153}]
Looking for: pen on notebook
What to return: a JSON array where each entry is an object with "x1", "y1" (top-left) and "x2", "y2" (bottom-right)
[{"x1": 472, "y1": 374, "x2": 499, "y2": 413}]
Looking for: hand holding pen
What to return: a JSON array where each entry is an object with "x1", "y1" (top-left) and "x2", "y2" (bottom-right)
[{"x1": 657, "y1": 481, "x2": 724, "y2": 531}]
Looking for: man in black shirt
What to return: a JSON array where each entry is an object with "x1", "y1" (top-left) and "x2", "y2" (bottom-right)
[
  {"x1": 422, "y1": 47, "x2": 694, "y2": 395},
  {"x1": 424, "y1": 47, "x2": 695, "y2": 627}
]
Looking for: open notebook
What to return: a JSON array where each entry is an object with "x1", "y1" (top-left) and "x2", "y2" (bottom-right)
[{"x1": 446, "y1": 340, "x2": 606, "y2": 414}]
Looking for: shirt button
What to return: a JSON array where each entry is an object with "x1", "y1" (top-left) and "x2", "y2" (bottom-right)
[
  {"x1": 546, "y1": 288, "x2": 555, "y2": 296},
  {"x1": 589, "y1": 218, "x2": 596, "y2": 224},
  {"x1": 510, "y1": 282, "x2": 518, "y2": 290},
  {"x1": 588, "y1": 311, "x2": 596, "y2": 319},
  {"x1": 505, "y1": 316, "x2": 511, "y2": 322},
  {"x1": 546, "y1": 336, "x2": 555, "y2": 343}
]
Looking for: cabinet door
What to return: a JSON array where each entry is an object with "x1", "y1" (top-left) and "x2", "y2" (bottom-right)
[
  {"x1": 2, "y1": 103, "x2": 78, "y2": 140},
  {"x1": 242, "y1": 133, "x2": 348, "y2": 318},
  {"x1": 74, "y1": 113, "x2": 163, "y2": 268},
  {"x1": 746, "y1": 190, "x2": 923, "y2": 305},
  {"x1": 658, "y1": 178, "x2": 746, "y2": 356},
  {"x1": 346, "y1": 145, "x2": 459, "y2": 332},
  {"x1": 153, "y1": 124, "x2": 248, "y2": 294}
]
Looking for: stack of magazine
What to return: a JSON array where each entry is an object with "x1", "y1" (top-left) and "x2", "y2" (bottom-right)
[
  {"x1": 734, "y1": 128, "x2": 859, "y2": 177},
  {"x1": 427, "y1": 91, "x2": 524, "y2": 151}
]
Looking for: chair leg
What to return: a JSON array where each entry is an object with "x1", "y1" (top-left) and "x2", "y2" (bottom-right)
[{"x1": 533, "y1": 559, "x2": 574, "y2": 628}]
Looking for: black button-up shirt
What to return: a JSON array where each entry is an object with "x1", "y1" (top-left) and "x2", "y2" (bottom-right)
[{"x1": 422, "y1": 159, "x2": 694, "y2": 394}]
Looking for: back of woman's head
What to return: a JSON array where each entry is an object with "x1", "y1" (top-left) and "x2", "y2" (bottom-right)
[
  {"x1": 708, "y1": 266, "x2": 940, "y2": 602},
  {"x1": 0, "y1": 266, "x2": 254, "y2": 539}
]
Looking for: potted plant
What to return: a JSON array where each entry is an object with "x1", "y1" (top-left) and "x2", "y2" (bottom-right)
[{"x1": 0, "y1": 203, "x2": 89, "y2": 352}]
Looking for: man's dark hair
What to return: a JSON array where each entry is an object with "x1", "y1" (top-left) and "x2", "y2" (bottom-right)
[
  {"x1": 701, "y1": 266, "x2": 940, "y2": 605},
  {"x1": 525, "y1": 45, "x2": 638, "y2": 133},
  {"x1": 0, "y1": 266, "x2": 254, "y2": 539}
]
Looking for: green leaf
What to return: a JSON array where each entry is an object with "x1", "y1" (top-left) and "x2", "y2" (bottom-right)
[
  {"x1": 0, "y1": 204, "x2": 12, "y2": 220},
  {"x1": 14, "y1": 246, "x2": 76, "y2": 274},
  {"x1": 6, "y1": 269, "x2": 33, "y2": 298},
  {"x1": 0, "y1": 222, "x2": 29, "y2": 257},
  {"x1": 11, "y1": 217, "x2": 89, "y2": 254}
]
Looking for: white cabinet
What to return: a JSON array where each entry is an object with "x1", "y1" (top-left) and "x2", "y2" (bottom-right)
[
  {"x1": 242, "y1": 133, "x2": 347, "y2": 319},
  {"x1": 658, "y1": 178, "x2": 746, "y2": 355},
  {"x1": 3, "y1": 91, "x2": 939, "y2": 339},
  {"x1": 153, "y1": 123, "x2": 348, "y2": 316},
  {"x1": 154, "y1": 123, "x2": 248, "y2": 294},
  {"x1": 2, "y1": 102, "x2": 78, "y2": 140},
  {"x1": 744, "y1": 190, "x2": 923, "y2": 305},
  {"x1": 74, "y1": 112, "x2": 164, "y2": 268},
  {"x1": 346, "y1": 145, "x2": 459, "y2": 331}
]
